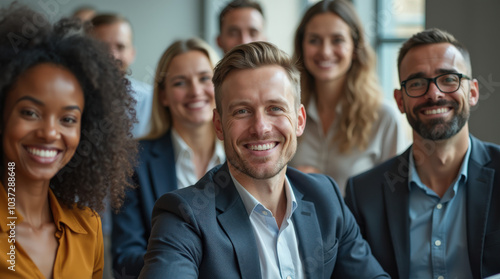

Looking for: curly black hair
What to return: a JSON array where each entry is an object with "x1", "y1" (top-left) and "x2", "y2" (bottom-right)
[{"x1": 0, "y1": 4, "x2": 137, "y2": 212}]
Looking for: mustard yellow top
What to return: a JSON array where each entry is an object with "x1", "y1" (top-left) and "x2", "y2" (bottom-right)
[{"x1": 0, "y1": 184, "x2": 104, "y2": 278}]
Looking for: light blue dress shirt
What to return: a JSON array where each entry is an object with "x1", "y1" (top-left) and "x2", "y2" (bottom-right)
[
  {"x1": 129, "y1": 77, "x2": 153, "y2": 139},
  {"x1": 408, "y1": 138, "x2": 473, "y2": 279},
  {"x1": 231, "y1": 172, "x2": 305, "y2": 279}
]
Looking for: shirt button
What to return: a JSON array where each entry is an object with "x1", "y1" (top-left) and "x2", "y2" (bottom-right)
[
  {"x1": 286, "y1": 276, "x2": 292, "y2": 279},
  {"x1": 436, "y1": 203, "x2": 443, "y2": 209},
  {"x1": 435, "y1": 240, "x2": 442, "y2": 246},
  {"x1": 262, "y1": 211, "x2": 268, "y2": 216},
  {"x1": 437, "y1": 276, "x2": 444, "y2": 279}
]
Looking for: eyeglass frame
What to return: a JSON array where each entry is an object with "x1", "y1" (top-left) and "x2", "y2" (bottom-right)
[{"x1": 400, "y1": 73, "x2": 471, "y2": 98}]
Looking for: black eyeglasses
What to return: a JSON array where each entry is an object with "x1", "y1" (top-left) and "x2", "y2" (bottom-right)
[{"x1": 400, "y1": 73, "x2": 471, "y2": 98}]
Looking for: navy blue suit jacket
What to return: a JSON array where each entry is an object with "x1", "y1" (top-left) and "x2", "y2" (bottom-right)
[
  {"x1": 345, "y1": 136, "x2": 500, "y2": 279},
  {"x1": 112, "y1": 131, "x2": 178, "y2": 277},
  {"x1": 139, "y1": 163, "x2": 389, "y2": 279}
]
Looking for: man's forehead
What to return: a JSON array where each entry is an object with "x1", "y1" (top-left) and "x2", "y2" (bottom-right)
[
  {"x1": 95, "y1": 22, "x2": 132, "y2": 36},
  {"x1": 222, "y1": 66, "x2": 289, "y2": 86},
  {"x1": 222, "y1": 8, "x2": 263, "y2": 28},
  {"x1": 221, "y1": 67, "x2": 292, "y2": 100},
  {"x1": 400, "y1": 43, "x2": 467, "y2": 78}
]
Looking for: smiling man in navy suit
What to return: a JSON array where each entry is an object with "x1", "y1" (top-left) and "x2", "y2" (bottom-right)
[
  {"x1": 345, "y1": 29, "x2": 500, "y2": 279},
  {"x1": 138, "y1": 41, "x2": 388, "y2": 279}
]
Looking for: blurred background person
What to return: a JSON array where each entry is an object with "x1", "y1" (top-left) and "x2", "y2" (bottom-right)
[
  {"x1": 112, "y1": 38, "x2": 224, "y2": 277},
  {"x1": 217, "y1": 0, "x2": 266, "y2": 54},
  {"x1": 89, "y1": 13, "x2": 153, "y2": 139},
  {"x1": 290, "y1": 0, "x2": 410, "y2": 193},
  {"x1": 71, "y1": 5, "x2": 96, "y2": 22},
  {"x1": 88, "y1": 14, "x2": 153, "y2": 278},
  {"x1": 0, "y1": 4, "x2": 136, "y2": 279}
]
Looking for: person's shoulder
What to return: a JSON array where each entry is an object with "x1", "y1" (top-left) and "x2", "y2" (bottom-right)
[
  {"x1": 128, "y1": 77, "x2": 153, "y2": 102},
  {"x1": 129, "y1": 77, "x2": 153, "y2": 91},
  {"x1": 375, "y1": 101, "x2": 402, "y2": 123},
  {"x1": 138, "y1": 135, "x2": 163, "y2": 150},
  {"x1": 371, "y1": 101, "x2": 405, "y2": 136},
  {"x1": 477, "y1": 138, "x2": 500, "y2": 154},
  {"x1": 157, "y1": 164, "x2": 226, "y2": 204},
  {"x1": 60, "y1": 204, "x2": 102, "y2": 235},
  {"x1": 350, "y1": 149, "x2": 409, "y2": 187},
  {"x1": 286, "y1": 167, "x2": 341, "y2": 198},
  {"x1": 137, "y1": 132, "x2": 172, "y2": 157},
  {"x1": 471, "y1": 136, "x2": 500, "y2": 165},
  {"x1": 287, "y1": 167, "x2": 333, "y2": 184},
  {"x1": 378, "y1": 100, "x2": 399, "y2": 115}
]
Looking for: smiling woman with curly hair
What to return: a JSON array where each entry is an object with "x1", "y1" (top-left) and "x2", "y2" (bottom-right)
[{"x1": 0, "y1": 4, "x2": 137, "y2": 279}]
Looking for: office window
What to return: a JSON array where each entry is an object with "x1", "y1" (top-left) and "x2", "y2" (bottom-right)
[{"x1": 373, "y1": 0, "x2": 425, "y2": 99}]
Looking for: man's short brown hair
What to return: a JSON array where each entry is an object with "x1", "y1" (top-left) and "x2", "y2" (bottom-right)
[
  {"x1": 218, "y1": 0, "x2": 264, "y2": 32},
  {"x1": 213, "y1": 41, "x2": 300, "y2": 114},
  {"x1": 397, "y1": 28, "x2": 472, "y2": 79}
]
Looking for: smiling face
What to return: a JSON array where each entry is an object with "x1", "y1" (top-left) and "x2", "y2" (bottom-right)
[
  {"x1": 394, "y1": 43, "x2": 479, "y2": 141},
  {"x1": 217, "y1": 8, "x2": 266, "y2": 54},
  {"x1": 2, "y1": 63, "x2": 84, "y2": 183},
  {"x1": 213, "y1": 65, "x2": 306, "y2": 181},
  {"x1": 160, "y1": 50, "x2": 215, "y2": 130},
  {"x1": 302, "y1": 12, "x2": 355, "y2": 83}
]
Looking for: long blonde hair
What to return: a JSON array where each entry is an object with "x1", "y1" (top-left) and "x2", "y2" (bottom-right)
[
  {"x1": 293, "y1": 0, "x2": 382, "y2": 153},
  {"x1": 143, "y1": 38, "x2": 219, "y2": 140}
]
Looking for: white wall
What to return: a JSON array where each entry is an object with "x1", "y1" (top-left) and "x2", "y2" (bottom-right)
[
  {"x1": 6, "y1": 0, "x2": 201, "y2": 86},
  {"x1": 4, "y1": 0, "x2": 307, "y2": 84}
]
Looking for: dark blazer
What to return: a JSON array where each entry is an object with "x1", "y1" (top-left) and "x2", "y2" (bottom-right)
[
  {"x1": 139, "y1": 163, "x2": 389, "y2": 279},
  {"x1": 345, "y1": 136, "x2": 500, "y2": 279},
  {"x1": 112, "y1": 131, "x2": 178, "y2": 277}
]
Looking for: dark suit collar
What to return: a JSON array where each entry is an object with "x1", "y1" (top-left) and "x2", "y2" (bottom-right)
[
  {"x1": 284, "y1": 167, "x2": 324, "y2": 278},
  {"x1": 146, "y1": 130, "x2": 177, "y2": 199},
  {"x1": 466, "y1": 136, "x2": 494, "y2": 278},
  {"x1": 213, "y1": 163, "x2": 262, "y2": 279},
  {"x1": 213, "y1": 165, "x2": 325, "y2": 278},
  {"x1": 289, "y1": 177, "x2": 323, "y2": 278},
  {"x1": 469, "y1": 135, "x2": 491, "y2": 166},
  {"x1": 382, "y1": 147, "x2": 412, "y2": 279},
  {"x1": 149, "y1": 129, "x2": 174, "y2": 157}
]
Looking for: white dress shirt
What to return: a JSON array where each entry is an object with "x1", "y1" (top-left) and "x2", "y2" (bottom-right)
[
  {"x1": 171, "y1": 129, "x2": 225, "y2": 189},
  {"x1": 231, "y1": 172, "x2": 305, "y2": 279}
]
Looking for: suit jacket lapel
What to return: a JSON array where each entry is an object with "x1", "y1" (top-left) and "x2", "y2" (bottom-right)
[
  {"x1": 466, "y1": 137, "x2": 494, "y2": 278},
  {"x1": 383, "y1": 150, "x2": 411, "y2": 279},
  {"x1": 150, "y1": 130, "x2": 178, "y2": 200},
  {"x1": 291, "y1": 187, "x2": 322, "y2": 278},
  {"x1": 215, "y1": 164, "x2": 261, "y2": 279}
]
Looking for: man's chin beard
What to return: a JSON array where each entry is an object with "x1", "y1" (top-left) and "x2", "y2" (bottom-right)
[{"x1": 408, "y1": 111, "x2": 468, "y2": 141}]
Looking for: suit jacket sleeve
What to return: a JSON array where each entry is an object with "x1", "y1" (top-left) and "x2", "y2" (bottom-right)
[
  {"x1": 327, "y1": 175, "x2": 389, "y2": 278},
  {"x1": 138, "y1": 192, "x2": 202, "y2": 279},
  {"x1": 344, "y1": 177, "x2": 365, "y2": 236},
  {"x1": 111, "y1": 172, "x2": 148, "y2": 277}
]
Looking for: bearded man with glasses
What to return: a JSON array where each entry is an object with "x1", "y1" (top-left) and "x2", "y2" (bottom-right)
[{"x1": 344, "y1": 28, "x2": 500, "y2": 279}]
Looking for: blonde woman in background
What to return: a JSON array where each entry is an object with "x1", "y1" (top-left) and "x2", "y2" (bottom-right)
[
  {"x1": 290, "y1": 0, "x2": 410, "y2": 193},
  {"x1": 111, "y1": 38, "x2": 224, "y2": 277}
]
